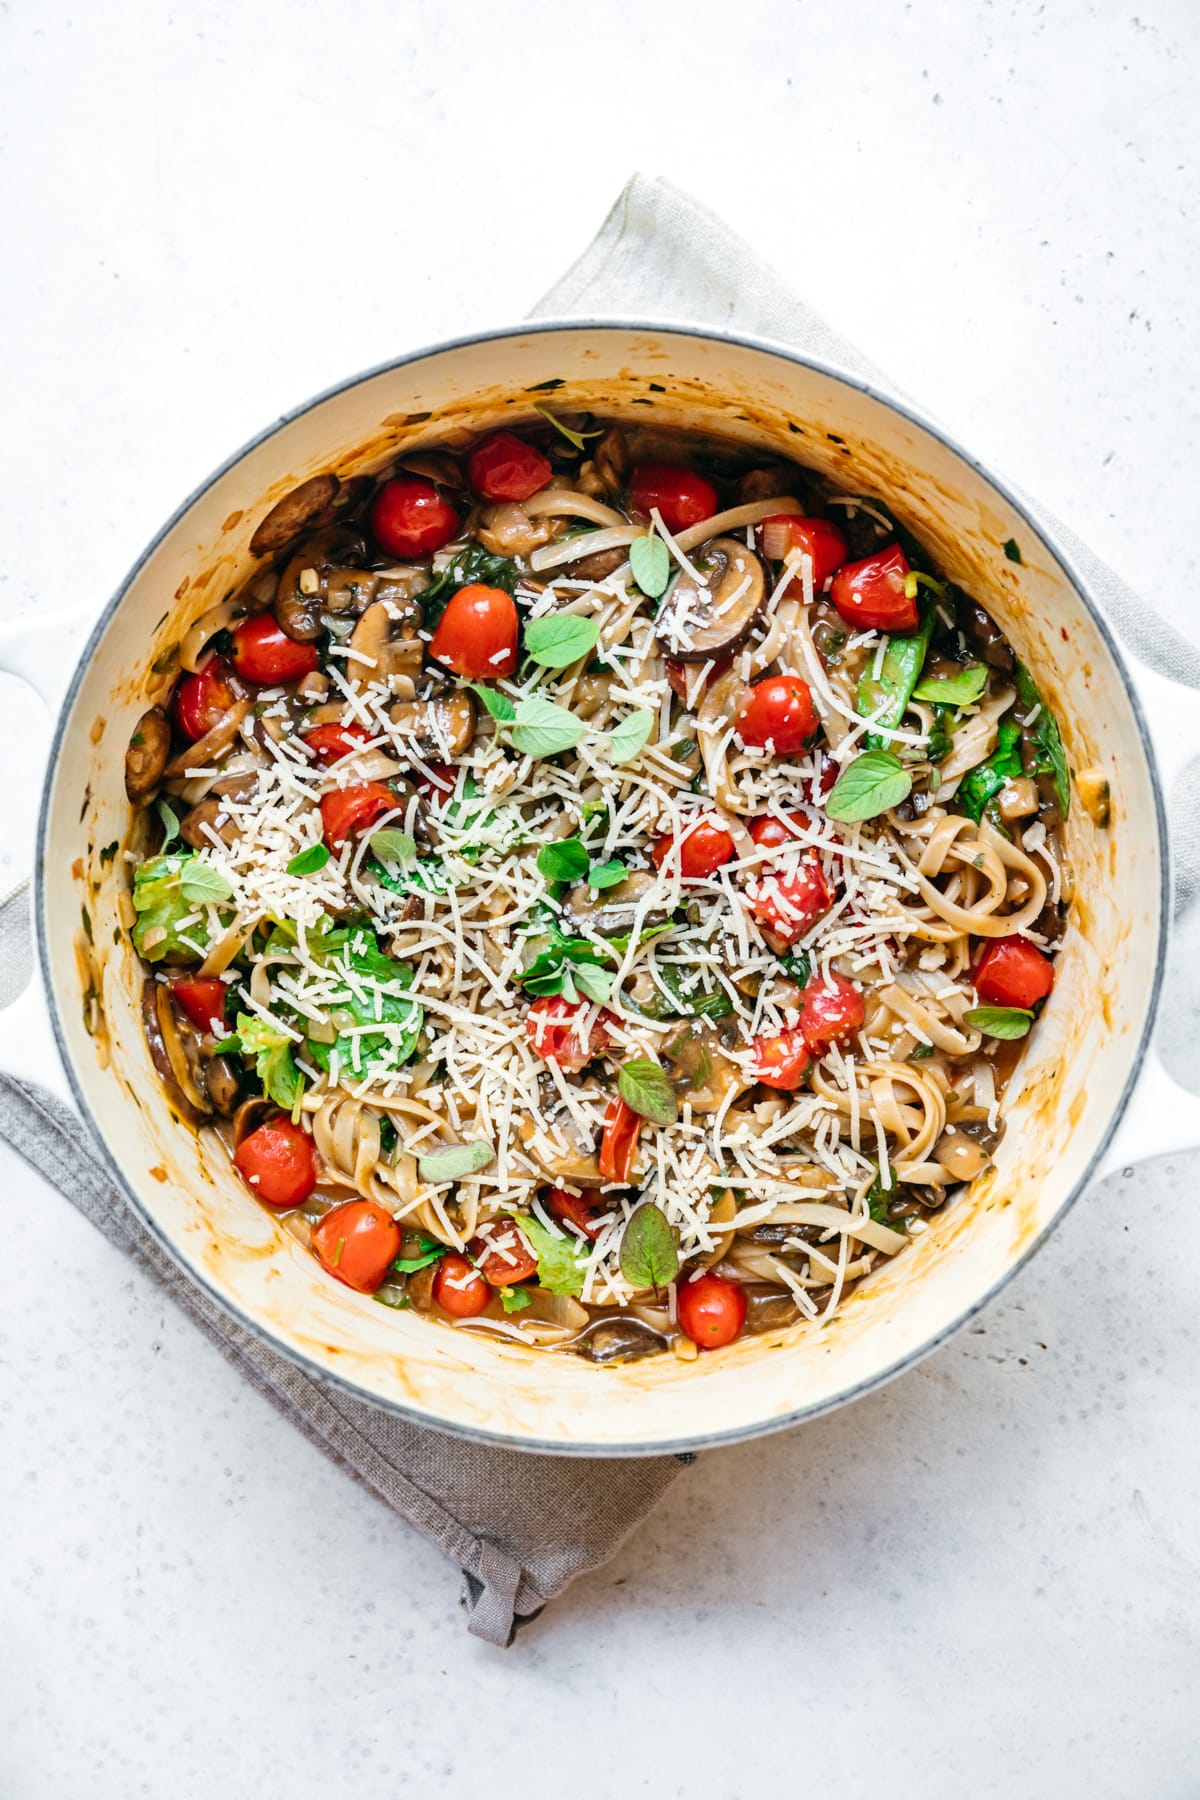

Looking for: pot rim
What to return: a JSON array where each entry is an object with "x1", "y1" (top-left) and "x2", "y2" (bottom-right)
[{"x1": 33, "y1": 317, "x2": 1170, "y2": 1456}]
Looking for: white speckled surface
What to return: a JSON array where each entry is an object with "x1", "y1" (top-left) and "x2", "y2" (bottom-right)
[{"x1": 2, "y1": 2, "x2": 1199, "y2": 1794}]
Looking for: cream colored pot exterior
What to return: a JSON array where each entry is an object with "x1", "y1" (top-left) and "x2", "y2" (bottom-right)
[{"x1": 12, "y1": 324, "x2": 1200, "y2": 1452}]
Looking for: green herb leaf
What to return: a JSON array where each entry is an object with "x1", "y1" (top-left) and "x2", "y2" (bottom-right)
[
  {"x1": 419, "y1": 542, "x2": 518, "y2": 628},
  {"x1": 524, "y1": 614, "x2": 600, "y2": 670},
  {"x1": 131, "y1": 854, "x2": 234, "y2": 962},
  {"x1": 235, "y1": 1013, "x2": 304, "y2": 1111},
  {"x1": 631, "y1": 963, "x2": 732, "y2": 1022},
  {"x1": 629, "y1": 533, "x2": 671, "y2": 599},
  {"x1": 537, "y1": 837, "x2": 590, "y2": 883},
  {"x1": 513, "y1": 1212, "x2": 588, "y2": 1296},
  {"x1": 179, "y1": 859, "x2": 235, "y2": 905},
  {"x1": 607, "y1": 710, "x2": 655, "y2": 765},
  {"x1": 286, "y1": 843, "x2": 331, "y2": 877},
  {"x1": 867, "y1": 1161, "x2": 899, "y2": 1223},
  {"x1": 210, "y1": 1032, "x2": 241, "y2": 1054},
  {"x1": 587, "y1": 859, "x2": 626, "y2": 890},
  {"x1": 926, "y1": 704, "x2": 953, "y2": 765},
  {"x1": 958, "y1": 718, "x2": 1022, "y2": 823},
  {"x1": 417, "y1": 1141, "x2": 496, "y2": 1182},
  {"x1": 618, "y1": 1201, "x2": 680, "y2": 1289},
  {"x1": 533, "y1": 404, "x2": 602, "y2": 452},
  {"x1": 500, "y1": 1284, "x2": 533, "y2": 1313},
  {"x1": 1014, "y1": 662, "x2": 1070, "y2": 817},
  {"x1": 912, "y1": 664, "x2": 989, "y2": 707},
  {"x1": 156, "y1": 798, "x2": 182, "y2": 850},
  {"x1": 369, "y1": 828, "x2": 417, "y2": 868},
  {"x1": 526, "y1": 377, "x2": 565, "y2": 392},
  {"x1": 471, "y1": 684, "x2": 517, "y2": 722},
  {"x1": 825, "y1": 750, "x2": 912, "y2": 823},
  {"x1": 573, "y1": 962, "x2": 614, "y2": 1004},
  {"x1": 510, "y1": 695, "x2": 586, "y2": 759},
  {"x1": 964, "y1": 1005, "x2": 1034, "y2": 1039},
  {"x1": 617, "y1": 1058, "x2": 678, "y2": 1126},
  {"x1": 1003, "y1": 538, "x2": 1022, "y2": 563},
  {"x1": 392, "y1": 1239, "x2": 449, "y2": 1273},
  {"x1": 302, "y1": 932, "x2": 423, "y2": 1078}
]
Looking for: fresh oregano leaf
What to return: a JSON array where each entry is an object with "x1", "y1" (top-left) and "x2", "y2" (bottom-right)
[
  {"x1": 369, "y1": 829, "x2": 417, "y2": 868},
  {"x1": 619, "y1": 1201, "x2": 680, "y2": 1290},
  {"x1": 573, "y1": 962, "x2": 614, "y2": 1004},
  {"x1": 912, "y1": 664, "x2": 989, "y2": 708},
  {"x1": 156, "y1": 797, "x2": 182, "y2": 850},
  {"x1": 286, "y1": 843, "x2": 331, "y2": 877},
  {"x1": 524, "y1": 614, "x2": 600, "y2": 670},
  {"x1": 587, "y1": 859, "x2": 626, "y2": 890},
  {"x1": 510, "y1": 695, "x2": 586, "y2": 758},
  {"x1": 607, "y1": 710, "x2": 655, "y2": 765},
  {"x1": 629, "y1": 533, "x2": 671, "y2": 599},
  {"x1": 964, "y1": 1005, "x2": 1034, "y2": 1039},
  {"x1": 471, "y1": 683, "x2": 517, "y2": 722},
  {"x1": 416, "y1": 1141, "x2": 496, "y2": 1181},
  {"x1": 617, "y1": 1057, "x2": 678, "y2": 1126},
  {"x1": 537, "y1": 837, "x2": 590, "y2": 883},
  {"x1": 392, "y1": 1239, "x2": 448, "y2": 1274},
  {"x1": 501, "y1": 1284, "x2": 533, "y2": 1313},
  {"x1": 825, "y1": 750, "x2": 912, "y2": 823},
  {"x1": 179, "y1": 858, "x2": 235, "y2": 904},
  {"x1": 533, "y1": 404, "x2": 602, "y2": 452}
]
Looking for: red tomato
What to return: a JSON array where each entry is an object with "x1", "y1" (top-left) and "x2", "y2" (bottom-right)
[
  {"x1": 172, "y1": 978, "x2": 228, "y2": 1035},
  {"x1": 651, "y1": 818, "x2": 737, "y2": 879},
  {"x1": 664, "y1": 653, "x2": 733, "y2": 703},
  {"x1": 676, "y1": 1272, "x2": 746, "y2": 1350},
  {"x1": 429, "y1": 583, "x2": 519, "y2": 679},
  {"x1": 174, "y1": 656, "x2": 237, "y2": 742},
  {"x1": 630, "y1": 463, "x2": 719, "y2": 536},
  {"x1": 470, "y1": 1220, "x2": 538, "y2": 1286},
  {"x1": 312, "y1": 1199, "x2": 402, "y2": 1294},
  {"x1": 467, "y1": 432, "x2": 552, "y2": 502},
  {"x1": 735, "y1": 675, "x2": 818, "y2": 754},
  {"x1": 302, "y1": 722, "x2": 372, "y2": 765},
  {"x1": 412, "y1": 761, "x2": 458, "y2": 801},
  {"x1": 232, "y1": 615, "x2": 321, "y2": 685},
  {"x1": 974, "y1": 935, "x2": 1055, "y2": 1010},
  {"x1": 749, "y1": 810, "x2": 811, "y2": 852},
  {"x1": 369, "y1": 475, "x2": 461, "y2": 560},
  {"x1": 750, "y1": 1028, "x2": 811, "y2": 1091},
  {"x1": 525, "y1": 997, "x2": 610, "y2": 1073},
  {"x1": 799, "y1": 971, "x2": 865, "y2": 1054},
  {"x1": 319, "y1": 782, "x2": 397, "y2": 849},
  {"x1": 233, "y1": 1116, "x2": 316, "y2": 1208},
  {"x1": 758, "y1": 515, "x2": 848, "y2": 588},
  {"x1": 433, "y1": 1253, "x2": 491, "y2": 1318},
  {"x1": 830, "y1": 545, "x2": 917, "y2": 633},
  {"x1": 546, "y1": 1186, "x2": 609, "y2": 1240},
  {"x1": 599, "y1": 1095, "x2": 641, "y2": 1184},
  {"x1": 747, "y1": 861, "x2": 835, "y2": 946}
]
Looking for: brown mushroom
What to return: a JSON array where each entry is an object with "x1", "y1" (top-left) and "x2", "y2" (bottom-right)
[
  {"x1": 961, "y1": 600, "x2": 1015, "y2": 672},
  {"x1": 350, "y1": 598, "x2": 425, "y2": 688},
  {"x1": 397, "y1": 451, "x2": 464, "y2": 489},
  {"x1": 566, "y1": 545, "x2": 630, "y2": 581},
  {"x1": 274, "y1": 527, "x2": 369, "y2": 641},
  {"x1": 389, "y1": 690, "x2": 476, "y2": 757},
  {"x1": 476, "y1": 502, "x2": 560, "y2": 560},
  {"x1": 232, "y1": 1095, "x2": 275, "y2": 1149},
  {"x1": 250, "y1": 475, "x2": 342, "y2": 557},
  {"x1": 661, "y1": 1022, "x2": 749, "y2": 1114},
  {"x1": 737, "y1": 467, "x2": 796, "y2": 504},
  {"x1": 932, "y1": 1129, "x2": 994, "y2": 1183},
  {"x1": 573, "y1": 1316, "x2": 666, "y2": 1363},
  {"x1": 204, "y1": 1055, "x2": 241, "y2": 1116},
  {"x1": 590, "y1": 426, "x2": 630, "y2": 496},
  {"x1": 125, "y1": 708, "x2": 172, "y2": 802},
  {"x1": 142, "y1": 978, "x2": 210, "y2": 1125},
  {"x1": 565, "y1": 871, "x2": 667, "y2": 936},
  {"x1": 654, "y1": 537, "x2": 767, "y2": 662},
  {"x1": 179, "y1": 796, "x2": 240, "y2": 850},
  {"x1": 744, "y1": 1286, "x2": 802, "y2": 1334}
]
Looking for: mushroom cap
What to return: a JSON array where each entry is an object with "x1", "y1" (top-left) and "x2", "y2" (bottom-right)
[{"x1": 653, "y1": 536, "x2": 767, "y2": 663}]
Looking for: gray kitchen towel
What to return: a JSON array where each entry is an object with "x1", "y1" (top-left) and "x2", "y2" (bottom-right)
[{"x1": 4, "y1": 173, "x2": 1199, "y2": 1649}]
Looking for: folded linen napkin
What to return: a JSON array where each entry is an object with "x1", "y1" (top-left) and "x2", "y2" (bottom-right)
[{"x1": 3, "y1": 174, "x2": 1197, "y2": 1648}]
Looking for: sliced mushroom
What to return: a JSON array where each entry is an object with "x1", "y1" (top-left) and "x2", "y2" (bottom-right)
[
  {"x1": 125, "y1": 708, "x2": 172, "y2": 802},
  {"x1": 204, "y1": 1055, "x2": 241, "y2": 1116},
  {"x1": 389, "y1": 690, "x2": 476, "y2": 757},
  {"x1": 249, "y1": 474, "x2": 342, "y2": 557},
  {"x1": 932, "y1": 1129, "x2": 994, "y2": 1183},
  {"x1": 476, "y1": 502, "x2": 560, "y2": 560},
  {"x1": 565, "y1": 870, "x2": 668, "y2": 935},
  {"x1": 744, "y1": 1286, "x2": 802, "y2": 1334},
  {"x1": 661, "y1": 1021, "x2": 750, "y2": 1114},
  {"x1": 573, "y1": 1316, "x2": 667, "y2": 1363},
  {"x1": 179, "y1": 796, "x2": 240, "y2": 850},
  {"x1": 590, "y1": 426, "x2": 630, "y2": 496},
  {"x1": 962, "y1": 600, "x2": 1015, "y2": 672},
  {"x1": 142, "y1": 978, "x2": 210, "y2": 1125},
  {"x1": 737, "y1": 466, "x2": 796, "y2": 504},
  {"x1": 275, "y1": 527, "x2": 369, "y2": 641},
  {"x1": 397, "y1": 451, "x2": 464, "y2": 489},
  {"x1": 566, "y1": 545, "x2": 629, "y2": 581},
  {"x1": 997, "y1": 776, "x2": 1040, "y2": 822},
  {"x1": 349, "y1": 599, "x2": 425, "y2": 689},
  {"x1": 654, "y1": 537, "x2": 767, "y2": 662},
  {"x1": 232, "y1": 1095, "x2": 274, "y2": 1149}
]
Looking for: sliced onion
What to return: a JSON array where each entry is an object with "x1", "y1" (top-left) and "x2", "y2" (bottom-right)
[
  {"x1": 674, "y1": 496, "x2": 803, "y2": 554},
  {"x1": 523, "y1": 491, "x2": 627, "y2": 527},
  {"x1": 529, "y1": 526, "x2": 639, "y2": 574}
]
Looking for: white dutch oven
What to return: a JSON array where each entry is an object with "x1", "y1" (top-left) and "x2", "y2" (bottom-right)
[{"x1": 3, "y1": 323, "x2": 1200, "y2": 1455}]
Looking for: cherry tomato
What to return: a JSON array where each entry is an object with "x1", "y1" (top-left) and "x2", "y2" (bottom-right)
[
  {"x1": 799, "y1": 971, "x2": 865, "y2": 1054},
  {"x1": 433, "y1": 1253, "x2": 491, "y2": 1318},
  {"x1": 525, "y1": 997, "x2": 610, "y2": 1073},
  {"x1": 676, "y1": 1272, "x2": 746, "y2": 1350},
  {"x1": 750, "y1": 1028, "x2": 811, "y2": 1091},
  {"x1": 974, "y1": 935, "x2": 1055, "y2": 1010},
  {"x1": 319, "y1": 782, "x2": 397, "y2": 849},
  {"x1": 174, "y1": 656, "x2": 237, "y2": 742},
  {"x1": 369, "y1": 475, "x2": 461, "y2": 560},
  {"x1": 233, "y1": 1116, "x2": 316, "y2": 1208},
  {"x1": 599, "y1": 1095, "x2": 641, "y2": 1184},
  {"x1": 734, "y1": 675, "x2": 818, "y2": 754},
  {"x1": 312, "y1": 1199, "x2": 403, "y2": 1294},
  {"x1": 747, "y1": 860, "x2": 834, "y2": 946},
  {"x1": 630, "y1": 463, "x2": 719, "y2": 536},
  {"x1": 749, "y1": 810, "x2": 811, "y2": 852},
  {"x1": 651, "y1": 818, "x2": 737, "y2": 879},
  {"x1": 467, "y1": 432, "x2": 552, "y2": 503},
  {"x1": 758, "y1": 515, "x2": 848, "y2": 588},
  {"x1": 664, "y1": 653, "x2": 733, "y2": 703},
  {"x1": 830, "y1": 545, "x2": 917, "y2": 633},
  {"x1": 412, "y1": 761, "x2": 458, "y2": 801},
  {"x1": 546, "y1": 1185, "x2": 609, "y2": 1240},
  {"x1": 429, "y1": 583, "x2": 519, "y2": 679},
  {"x1": 302, "y1": 722, "x2": 372, "y2": 765},
  {"x1": 172, "y1": 977, "x2": 228, "y2": 1035},
  {"x1": 232, "y1": 615, "x2": 321, "y2": 685},
  {"x1": 470, "y1": 1220, "x2": 538, "y2": 1286}
]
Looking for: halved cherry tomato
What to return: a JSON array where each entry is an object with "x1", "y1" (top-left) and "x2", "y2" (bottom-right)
[
  {"x1": 467, "y1": 432, "x2": 552, "y2": 502},
  {"x1": 664, "y1": 652, "x2": 734, "y2": 704},
  {"x1": 651, "y1": 818, "x2": 737, "y2": 879},
  {"x1": 312, "y1": 1199, "x2": 402, "y2": 1294},
  {"x1": 830, "y1": 545, "x2": 917, "y2": 633},
  {"x1": 319, "y1": 782, "x2": 397, "y2": 849},
  {"x1": 750, "y1": 1028, "x2": 811, "y2": 1091},
  {"x1": 746, "y1": 861, "x2": 834, "y2": 946},
  {"x1": 172, "y1": 977, "x2": 228, "y2": 1035},
  {"x1": 233, "y1": 1116, "x2": 316, "y2": 1208},
  {"x1": 599, "y1": 1095, "x2": 641, "y2": 1184},
  {"x1": 369, "y1": 475, "x2": 461, "y2": 560},
  {"x1": 974, "y1": 935, "x2": 1055, "y2": 1010},
  {"x1": 734, "y1": 675, "x2": 818, "y2": 754},
  {"x1": 799, "y1": 970, "x2": 865, "y2": 1054},
  {"x1": 758, "y1": 515, "x2": 848, "y2": 589},
  {"x1": 630, "y1": 463, "x2": 719, "y2": 536},
  {"x1": 470, "y1": 1220, "x2": 538, "y2": 1286},
  {"x1": 231, "y1": 615, "x2": 320, "y2": 685},
  {"x1": 676, "y1": 1272, "x2": 746, "y2": 1349},
  {"x1": 174, "y1": 656, "x2": 237, "y2": 742},
  {"x1": 433, "y1": 1253, "x2": 491, "y2": 1318},
  {"x1": 429, "y1": 583, "x2": 519, "y2": 679},
  {"x1": 749, "y1": 810, "x2": 811, "y2": 852},
  {"x1": 525, "y1": 997, "x2": 611, "y2": 1073},
  {"x1": 412, "y1": 761, "x2": 458, "y2": 801},
  {"x1": 302, "y1": 722, "x2": 372, "y2": 765},
  {"x1": 546, "y1": 1186, "x2": 609, "y2": 1241}
]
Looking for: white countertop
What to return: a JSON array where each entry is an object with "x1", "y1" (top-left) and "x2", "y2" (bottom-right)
[{"x1": 2, "y1": 2, "x2": 1199, "y2": 1794}]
